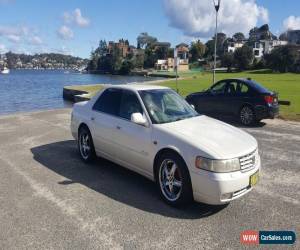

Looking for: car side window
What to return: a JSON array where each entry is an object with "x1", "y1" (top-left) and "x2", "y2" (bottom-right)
[
  {"x1": 119, "y1": 90, "x2": 143, "y2": 120},
  {"x1": 237, "y1": 83, "x2": 250, "y2": 95},
  {"x1": 93, "y1": 88, "x2": 122, "y2": 116},
  {"x1": 210, "y1": 81, "x2": 227, "y2": 94},
  {"x1": 225, "y1": 81, "x2": 238, "y2": 95}
]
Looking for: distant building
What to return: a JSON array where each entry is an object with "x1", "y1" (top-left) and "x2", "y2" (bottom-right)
[
  {"x1": 226, "y1": 40, "x2": 245, "y2": 53},
  {"x1": 155, "y1": 43, "x2": 189, "y2": 72},
  {"x1": 155, "y1": 58, "x2": 174, "y2": 71},
  {"x1": 280, "y1": 30, "x2": 300, "y2": 44},
  {"x1": 253, "y1": 42, "x2": 264, "y2": 58},
  {"x1": 253, "y1": 39, "x2": 288, "y2": 58},
  {"x1": 175, "y1": 43, "x2": 189, "y2": 71},
  {"x1": 108, "y1": 39, "x2": 130, "y2": 58}
]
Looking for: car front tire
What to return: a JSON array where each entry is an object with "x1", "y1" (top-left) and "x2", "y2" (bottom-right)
[
  {"x1": 155, "y1": 151, "x2": 193, "y2": 206},
  {"x1": 78, "y1": 126, "x2": 96, "y2": 163}
]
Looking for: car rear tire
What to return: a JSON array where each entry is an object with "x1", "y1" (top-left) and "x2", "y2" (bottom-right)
[
  {"x1": 78, "y1": 126, "x2": 96, "y2": 163},
  {"x1": 239, "y1": 105, "x2": 256, "y2": 126},
  {"x1": 155, "y1": 151, "x2": 193, "y2": 206}
]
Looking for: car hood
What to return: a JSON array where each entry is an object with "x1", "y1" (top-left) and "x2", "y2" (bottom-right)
[{"x1": 159, "y1": 115, "x2": 257, "y2": 159}]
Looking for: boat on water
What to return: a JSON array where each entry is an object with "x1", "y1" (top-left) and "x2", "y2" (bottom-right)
[{"x1": 0, "y1": 67, "x2": 10, "y2": 74}]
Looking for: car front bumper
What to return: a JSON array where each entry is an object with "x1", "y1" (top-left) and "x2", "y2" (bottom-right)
[{"x1": 190, "y1": 158, "x2": 261, "y2": 205}]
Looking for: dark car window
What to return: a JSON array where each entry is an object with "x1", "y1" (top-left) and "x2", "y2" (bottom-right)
[
  {"x1": 249, "y1": 80, "x2": 271, "y2": 94},
  {"x1": 239, "y1": 83, "x2": 250, "y2": 94},
  {"x1": 210, "y1": 81, "x2": 227, "y2": 94},
  {"x1": 119, "y1": 90, "x2": 143, "y2": 120},
  {"x1": 225, "y1": 81, "x2": 238, "y2": 95},
  {"x1": 93, "y1": 88, "x2": 122, "y2": 116}
]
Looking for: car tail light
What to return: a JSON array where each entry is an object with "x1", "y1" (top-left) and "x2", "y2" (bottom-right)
[{"x1": 264, "y1": 95, "x2": 274, "y2": 104}]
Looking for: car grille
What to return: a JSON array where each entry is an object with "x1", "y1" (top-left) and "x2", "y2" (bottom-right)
[{"x1": 239, "y1": 150, "x2": 256, "y2": 171}]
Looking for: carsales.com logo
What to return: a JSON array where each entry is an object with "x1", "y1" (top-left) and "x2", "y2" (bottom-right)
[{"x1": 240, "y1": 230, "x2": 296, "y2": 245}]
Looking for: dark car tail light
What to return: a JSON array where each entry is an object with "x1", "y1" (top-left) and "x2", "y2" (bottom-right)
[{"x1": 264, "y1": 95, "x2": 274, "y2": 104}]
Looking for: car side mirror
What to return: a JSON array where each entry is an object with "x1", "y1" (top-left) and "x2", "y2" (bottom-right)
[{"x1": 131, "y1": 113, "x2": 148, "y2": 126}]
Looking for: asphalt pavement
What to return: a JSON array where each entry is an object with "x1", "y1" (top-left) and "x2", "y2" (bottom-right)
[{"x1": 0, "y1": 109, "x2": 299, "y2": 249}]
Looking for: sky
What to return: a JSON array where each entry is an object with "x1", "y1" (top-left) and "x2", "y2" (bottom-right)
[{"x1": 0, "y1": 0, "x2": 300, "y2": 58}]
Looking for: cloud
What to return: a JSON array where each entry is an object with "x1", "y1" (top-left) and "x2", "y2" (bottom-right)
[
  {"x1": 283, "y1": 16, "x2": 300, "y2": 31},
  {"x1": 6, "y1": 34, "x2": 21, "y2": 43},
  {"x1": 0, "y1": 43, "x2": 7, "y2": 53},
  {"x1": 63, "y1": 8, "x2": 90, "y2": 27},
  {"x1": 0, "y1": 25, "x2": 25, "y2": 37},
  {"x1": 57, "y1": 25, "x2": 74, "y2": 40},
  {"x1": 163, "y1": 0, "x2": 269, "y2": 38},
  {"x1": 0, "y1": 25, "x2": 29, "y2": 43},
  {"x1": 54, "y1": 46, "x2": 73, "y2": 55},
  {"x1": 29, "y1": 36, "x2": 43, "y2": 45}
]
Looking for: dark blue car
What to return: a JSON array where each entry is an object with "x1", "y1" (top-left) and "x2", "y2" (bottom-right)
[{"x1": 186, "y1": 78, "x2": 279, "y2": 125}]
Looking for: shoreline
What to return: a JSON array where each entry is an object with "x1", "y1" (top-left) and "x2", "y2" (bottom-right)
[{"x1": 63, "y1": 77, "x2": 179, "y2": 102}]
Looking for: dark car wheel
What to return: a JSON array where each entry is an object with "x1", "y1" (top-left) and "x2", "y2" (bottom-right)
[
  {"x1": 78, "y1": 126, "x2": 96, "y2": 163},
  {"x1": 239, "y1": 106, "x2": 256, "y2": 126},
  {"x1": 155, "y1": 151, "x2": 193, "y2": 206}
]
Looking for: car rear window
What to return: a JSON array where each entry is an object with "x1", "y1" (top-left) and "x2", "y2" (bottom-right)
[
  {"x1": 248, "y1": 80, "x2": 271, "y2": 93},
  {"x1": 93, "y1": 88, "x2": 122, "y2": 116}
]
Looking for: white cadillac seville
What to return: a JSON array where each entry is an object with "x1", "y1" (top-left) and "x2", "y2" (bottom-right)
[{"x1": 71, "y1": 85, "x2": 260, "y2": 206}]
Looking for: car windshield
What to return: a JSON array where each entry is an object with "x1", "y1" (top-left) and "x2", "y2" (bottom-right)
[{"x1": 139, "y1": 89, "x2": 199, "y2": 124}]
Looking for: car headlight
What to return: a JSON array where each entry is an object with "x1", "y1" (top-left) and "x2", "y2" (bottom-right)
[{"x1": 195, "y1": 156, "x2": 240, "y2": 173}]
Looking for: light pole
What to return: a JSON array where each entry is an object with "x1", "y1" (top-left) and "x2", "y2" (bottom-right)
[{"x1": 213, "y1": 0, "x2": 221, "y2": 84}]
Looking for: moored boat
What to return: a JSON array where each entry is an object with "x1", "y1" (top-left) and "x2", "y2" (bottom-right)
[{"x1": 0, "y1": 67, "x2": 10, "y2": 74}]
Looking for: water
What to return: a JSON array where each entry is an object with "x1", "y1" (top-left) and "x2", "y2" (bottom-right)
[{"x1": 0, "y1": 70, "x2": 162, "y2": 115}]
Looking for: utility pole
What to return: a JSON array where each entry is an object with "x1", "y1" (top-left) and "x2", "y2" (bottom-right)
[
  {"x1": 213, "y1": 0, "x2": 221, "y2": 84},
  {"x1": 174, "y1": 48, "x2": 179, "y2": 93}
]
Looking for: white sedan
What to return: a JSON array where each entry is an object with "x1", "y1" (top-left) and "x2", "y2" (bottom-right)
[{"x1": 71, "y1": 85, "x2": 260, "y2": 206}]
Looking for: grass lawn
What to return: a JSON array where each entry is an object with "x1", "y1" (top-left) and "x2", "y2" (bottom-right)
[{"x1": 65, "y1": 70, "x2": 300, "y2": 121}]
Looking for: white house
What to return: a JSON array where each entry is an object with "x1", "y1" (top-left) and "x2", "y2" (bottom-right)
[
  {"x1": 227, "y1": 41, "x2": 245, "y2": 53},
  {"x1": 253, "y1": 39, "x2": 288, "y2": 58},
  {"x1": 253, "y1": 42, "x2": 264, "y2": 58}
]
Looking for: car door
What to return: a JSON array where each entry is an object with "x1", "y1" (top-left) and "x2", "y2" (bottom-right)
[
  {"x1": 219, "y1": 80, "x2": 241, "y2": 115},
  {"x1": 111, "y1": 89, "x2": 153, "y2": 175},
  {"x1": 235, "y1": 82, "x2": 256, "y2": 115},
  {"x1": 206, "y1": 80, "x2": 227, "y2": 115},
  {"x1": 90, "y1": 88, "x2": 122, "y2": 159}
]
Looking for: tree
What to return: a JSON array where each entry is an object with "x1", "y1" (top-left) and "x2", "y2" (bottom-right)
[
  {"x1": 87, "y1": 50, "x2": 99, "y2": 71},
  {"x1": 144, "y1": 47, "x2": 157, "y2": 68},
  {"x1": 167, "y1": 48, "x2": 174, "y2": 58},
  {"x1": 137, "y1": 32, "x2": 157, "y2": 49},
  {"x1": 119, "y1": 59, "x2": 134, "y2": 75},
  {"x1": 233, "y1": 32, "x2": 245, "y2": 42},
  {"x1": 221, "y1": 53, "x2": 235, "y2": 72},
  {"x1": 264, "y1": 45, "x2": 299, "y2": 73},
  {"x1": 205, "y1": 33, "x2": 227, "y2": 58},
  {"x1": 94, "y1": 40, "x2": 107, "y2": 57},
  {"x1": 190, "y1": 40, "x2": 206, "y2": 62},
  {"x1": 234, "y1": 45, "x2": 253, "y2": 70},
  {"x1": 110, "y1": 44, "x2": 123, "y2": 73},
  {"x1": 155, "y1": 46, "x2": 168, "y2": 59}
]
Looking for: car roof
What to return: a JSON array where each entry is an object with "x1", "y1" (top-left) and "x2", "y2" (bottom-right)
[
  {"x1": 104, "y1": 84, "x2": 170, "y2": 91},
  {"x1": 217, "y1": 78, "x2": 272, "y2": 93}
]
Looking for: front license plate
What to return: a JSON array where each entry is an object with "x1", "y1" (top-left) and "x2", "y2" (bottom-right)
[{"x1": 250, "y1": 171, "x2": 259, "y2": 187}]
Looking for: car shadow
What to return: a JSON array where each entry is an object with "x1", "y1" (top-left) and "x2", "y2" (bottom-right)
[
  {"x1": 209, "y1": 115, "x2": 267, "y2": 128},
  {"x1": 30, "y1": 140, "x2": 227, "y2": 219}
]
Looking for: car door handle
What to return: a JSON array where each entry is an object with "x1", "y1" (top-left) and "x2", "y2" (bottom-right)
[
  {"x1": 91, "y1": 117, "x2": 95, "y2": 121},
  {"x1": 116, "y1": 126, "x2": 121, "y2": 130}
]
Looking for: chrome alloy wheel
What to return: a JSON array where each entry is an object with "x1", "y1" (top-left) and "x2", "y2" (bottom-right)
[
  {"x1": 240, "y1": 106, "x2": 254, "y2": 125},
  {"x1": 79, "y1": 132, "x2": 91, "y2": 160},
  {"x1": 159, "y1": 159, "x2": 183, "y2": 202}
]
